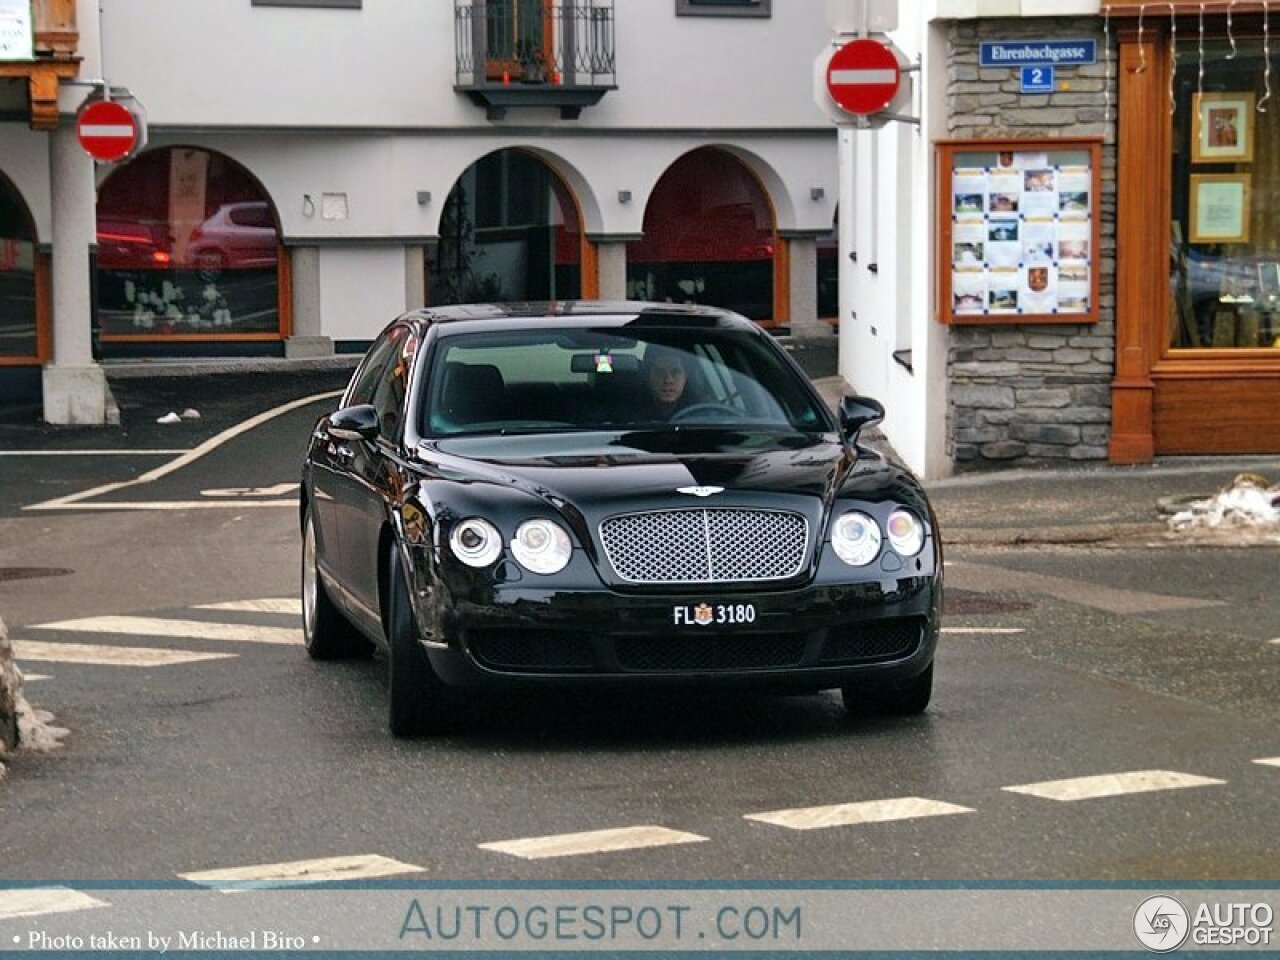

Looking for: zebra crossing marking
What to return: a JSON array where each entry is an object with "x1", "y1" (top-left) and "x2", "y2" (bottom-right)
[
  {"x1": 1002, "y1": 769, "x2": 1225, "y2": 802},
  {"x1": 0, "y1": 888, "x2": 109, "y2": 920},
  {"x1": 1253, "y1": 757, "x2": 1280, "y2": 768},
  {"x1": 479, "y1": 826, "x2": 708, "y2": 860},
  {"x1": 14, "y1": 640, "x2": 235, "y2": 668},
  {"x1": 941, "y1": 627, "x2": 1025, "y2": 635},
  {"x1": 195, "y1": 598, "x2": 301, "y2": 615},
  {"x1": 32, "y1": 616, "x2": 300, "y2": 646},
  {"x1": 743, "y1": 797, "x2": 975, "y2": 831},
  {"x1": 179, "y1": 854, "x2": 423, "y2": 892}
]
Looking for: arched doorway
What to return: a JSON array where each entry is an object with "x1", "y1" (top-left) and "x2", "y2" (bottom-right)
[
  {"x1": 95, "y1": 147, "x2": 286, "y2": 350},
  {"x1": 626, "y1": 148, "x2": 776, "y2": 323},
  {"x1": 0, "y1": 171, "x2": 45, "y2": 365},
  {"x1": 429, "y1": 150, "x2": 584, "y2": 305}
]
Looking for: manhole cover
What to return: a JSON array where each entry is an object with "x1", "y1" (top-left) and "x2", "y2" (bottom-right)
[
  {"x1": 944, "y1": 590, "x2": 1031, "y2": 615},
  {"x1": 0, "y1": 567, "x2": 74, "y2": 582}
]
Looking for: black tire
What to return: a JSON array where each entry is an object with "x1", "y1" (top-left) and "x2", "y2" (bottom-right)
[
  {"x1": 842, "y1": 664, "x2": 933, "y2": 718},
  {"x1": 385, "y1": 545, "x2": 456, "y2": 737},
  {"x1": 301, "y1": 508, "x2": 369, "y2": 660}
]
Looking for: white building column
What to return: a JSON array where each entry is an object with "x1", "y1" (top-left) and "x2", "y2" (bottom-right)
[
  {"x1": 42, "y1": 124, "x2": 106, "y2": 425},
  {"x1": 284, "y1": 245, "x2": 332, "y2": 358},
  {"x1": 781, "y1": 231, "x2": 827, "y2": 339},
  {"x1": 589, "y1": 236, "x2": 638, "y2": 301}
]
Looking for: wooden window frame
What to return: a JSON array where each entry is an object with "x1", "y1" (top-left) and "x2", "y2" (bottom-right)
[
  {"x1": 0, "y1": 249, "x2": 50, "y2": 367},
  {"x1": 935, "y1": 137, "x2": 1102, "y2": 326}
]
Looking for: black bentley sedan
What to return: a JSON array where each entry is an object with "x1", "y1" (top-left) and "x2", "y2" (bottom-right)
[{"x1": 300, "y1": 302, "x2": 941, "y2": 735}]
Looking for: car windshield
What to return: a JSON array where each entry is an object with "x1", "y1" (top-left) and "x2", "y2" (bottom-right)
[{"x1": 420, "y1": 325, "x2": 829, "y2": 437}]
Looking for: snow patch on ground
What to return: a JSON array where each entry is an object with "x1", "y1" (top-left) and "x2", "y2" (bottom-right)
[
  {"x1": 0, "y1": 616, "x2": 68, "y2": 781},
  {"x1": 1168, "y1": 473, "x2": 1280, "y2": 535}
]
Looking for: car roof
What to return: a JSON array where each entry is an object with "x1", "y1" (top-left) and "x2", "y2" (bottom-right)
[{"x1": 403, "y1": 300, "x2": 758, "y2": 335}]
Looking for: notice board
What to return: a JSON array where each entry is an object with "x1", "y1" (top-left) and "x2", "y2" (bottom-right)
[{"x1": 937, "y1": 138, "x2": 1102, "y2": 325}]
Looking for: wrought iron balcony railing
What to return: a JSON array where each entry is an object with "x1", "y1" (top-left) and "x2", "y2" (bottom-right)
[{"x1": 454, "y1": 1, "x2": 616, "y2": 120}]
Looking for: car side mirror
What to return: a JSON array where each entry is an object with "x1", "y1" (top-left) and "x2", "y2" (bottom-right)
[
  {"x1": 328, "y1": 404, "x2": 380, "y2": 442},
  {"x1": 838, "y1": 395, "x2": 885, "y2": 441}
]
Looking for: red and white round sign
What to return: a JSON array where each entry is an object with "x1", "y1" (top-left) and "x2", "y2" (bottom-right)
[
  {"x1": 76, "y1": 100, "x2": 139, "y2": 163},
  {"x1": 825, "y1": 38, "x2": 902, "y2": 117}
]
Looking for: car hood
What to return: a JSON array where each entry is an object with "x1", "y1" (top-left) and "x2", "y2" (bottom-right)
[{"x1": 419, "y1": 429, "x2": 850, "y2": 508}]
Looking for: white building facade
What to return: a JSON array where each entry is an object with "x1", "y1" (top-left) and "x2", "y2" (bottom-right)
[{"x1": 0, "y1": 0, "x2": 841, "y2": 423}]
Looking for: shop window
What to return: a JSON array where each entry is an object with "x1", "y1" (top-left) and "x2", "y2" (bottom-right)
[
  {"x1": 627, "y1": 148, "x2": 775, "y2": 322},
  {"x1": 96, "y1": 148, "x2": 284, "y2": 341},
  {"x1": 430, "y1": 149, "x2": 582, "y2": 305},
  {"x1": 676, "y1": 0, "x2": 770, "y2": 18},
  {"x1": 1169, "y1": 38, "x2": 1280, "y2": 351},
  {"x1": 0, "y1": 172, "x2": 42, "y2": 364}
]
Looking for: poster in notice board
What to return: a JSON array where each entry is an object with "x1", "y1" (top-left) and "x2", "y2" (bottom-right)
[{"x1": 937, "y1": 138, "x2": 1102, "y2": 325}]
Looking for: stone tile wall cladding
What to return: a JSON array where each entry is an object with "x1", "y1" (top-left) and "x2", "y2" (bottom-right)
[{"x1": 947, "y1": 17, "x2": 1117, "y2": 468}]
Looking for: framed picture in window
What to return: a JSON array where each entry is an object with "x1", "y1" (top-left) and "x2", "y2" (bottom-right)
[
  {"x1": 1189, "y1": 173, "x2": 1251, "y2": 243},
  {"x1": 1192, "y1": 92, "x2": 1255, "y2": 163},
  {"x1": 1258, "y1": 261, "x2": 1280, "y2": 302}
]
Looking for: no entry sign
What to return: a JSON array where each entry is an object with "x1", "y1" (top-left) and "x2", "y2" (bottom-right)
[
  {"x1": 76, "y1": 100, "x2": 139, "y2": 162},
  {"x1": 826, "y1": 38, "x2": 901, "y2": 117}
]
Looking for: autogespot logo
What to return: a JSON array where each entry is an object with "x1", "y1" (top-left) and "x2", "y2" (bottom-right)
[{"x1": 1134, "y1": 896, "x2": 1191, "y2": 953}]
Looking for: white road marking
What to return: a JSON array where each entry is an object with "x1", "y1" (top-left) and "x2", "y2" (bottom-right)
[
  {"x1": 479, "y1": 826, "x2": 708, "y2": 860},
  {"x1": 32, "y1": 616, "x2": 300, "y2": 646},
  {"x1": 941, "y1": 627, "x2": 1025, "y2": 635},
  {"x1": 0, "y1": 888, "x2": 109, "y2": 919},
  {"x1": 24, "y1": 389, "x2": 342, "y2": 512},
  {"x1": 23, "y1": 500, "x2": 296, "y2": 512},
  {"x1": 179, "y1": 854, "x2": 423, "y2": 892},
  {"x1": 15, "y1": 640, "x2": 235, "y2": 667},
  {"x1": 19, "y1": 672, "x2": 51, "y2": 681},
  {"x1": 744, "y1": 797, "x2": 975, "y2": 831},
  {"x1": 0, "y1": 449, "x2": 188, "y2": 457},
  {"x1": 195, "y1": 598, "x2": 302, "y2": 615},
  {"x1": 201, "y1": 483, "x2": 299, "y2": 498},
  {"x1": 1002, "y1": 770, "x2": 1225, "y2": 802},
  {"x1": 1252, "y1": 757, "x2": 1280, "y2": 768}
]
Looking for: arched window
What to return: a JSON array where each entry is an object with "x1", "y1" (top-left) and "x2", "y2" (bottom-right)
[
  {"x1": 430, "y1": 149, "x2": 582, "y2": 305},
  {"x1": 626, "y1": 148, "x2": 775, "y2": 322},
  {"x1": 0, "y1": 172, "x2": 43, "y2": 364},
  {"x1": 96, "y1": 148, "x2": 284, "y2": 343}
]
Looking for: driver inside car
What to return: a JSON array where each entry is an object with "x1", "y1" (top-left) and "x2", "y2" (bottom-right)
[{"x1": 640, "y1": 344, "x2": 693, "y2": 420}]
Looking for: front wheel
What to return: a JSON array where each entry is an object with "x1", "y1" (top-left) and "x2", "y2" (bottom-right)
[
  {"x1": 842, "y1": 664, "x2": 933, "y2": 718},
  {"x1": 385, "y1": 545, "x2": 458, "y2": 736}
]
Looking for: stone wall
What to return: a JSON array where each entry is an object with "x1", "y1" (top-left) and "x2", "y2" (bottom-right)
[{"x1": 946, "y1": 17, "x2": 1117, "y2": 468}]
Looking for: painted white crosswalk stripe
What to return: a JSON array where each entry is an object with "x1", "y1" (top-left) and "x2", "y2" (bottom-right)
[
  {"x1": 479, "y1": 826, "x2": 708, "y2": 860},
  {"x1": 743, "y1": 797, "x2": 975, "y2": 831},
  {"x1": 0, "y1": 888, "x2": 109, "y2": 919},
  {"x1": 179, "y1": 854, "x2": 423, "y2": 892},
  {"x1": 15, "y1": 640, "x2": 235, "y2": 667},
  {"x1": 195, "y1": 598, "x2": 301, "y2": 615},
  {"x1": 20, "y1": 672, "x2": 51, "y2": 682},
  {"x1": 941, "y1": 627, "x2": 1025, "y2": 635},
  {"x1": 1002, "y1": 769, "x2": 1225, "y2": 802},
  {"x1": 32, "y1": 616, "x2": 300, "y2": 646},
  {"x1": 1252, "y1": 757, "x2": 1280, "y2": 768}
]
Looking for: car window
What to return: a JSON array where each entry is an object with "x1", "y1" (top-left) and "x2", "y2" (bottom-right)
[
  {"x1": 371, "y1": 327, "x2": 416, "y2": 440},
  {"x1": 419, "y1": 326, "x2": 828, "y2": 436},
  {"x1": 345, "y1": 328, "x2": 402, "y2": 408}
]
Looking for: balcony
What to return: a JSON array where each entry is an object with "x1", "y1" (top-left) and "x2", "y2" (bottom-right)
[
  {"x1": 0, "y1": 0, "x2": 80, "y2": 129},
  {"x1": 454, "y1": 1, "x2": 616, "y2": 120}
]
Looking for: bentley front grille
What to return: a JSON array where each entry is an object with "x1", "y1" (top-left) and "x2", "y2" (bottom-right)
[{"x1": 600, "y1": 508, "x2": 808, "y2": 584}]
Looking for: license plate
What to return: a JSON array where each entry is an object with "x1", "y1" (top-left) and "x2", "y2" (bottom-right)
[{"x1": 672, "y1": 602, "x2": 758, "y2": 627}]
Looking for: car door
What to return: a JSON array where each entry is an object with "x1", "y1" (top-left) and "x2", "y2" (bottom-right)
[{"x1": 343, "y1": 324, "x2": 418, "y2": 616}]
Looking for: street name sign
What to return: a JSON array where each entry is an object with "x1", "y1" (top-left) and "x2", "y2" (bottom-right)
[{"x1": 980, "y1": 39, "x2": 1097, "y2": 68}]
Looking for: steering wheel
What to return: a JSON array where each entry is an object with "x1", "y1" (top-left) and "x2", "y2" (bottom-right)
[{"x1": 669, "y1": 402, "x2": 740, "y2": 423}]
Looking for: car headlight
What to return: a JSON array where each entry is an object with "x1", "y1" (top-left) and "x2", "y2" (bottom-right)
[
  {"x1": 449, "y1": 517, "x2": 502, "y2": 568},
  {"x1": 886, "y1": 509, "x2": 925, "y2": 556},
  {"x1": 831, "y1": 510, "x2": 881, "y2": 566},
  {"x1": 511, "y1": 518, "x2": 572, "y2": 575}
]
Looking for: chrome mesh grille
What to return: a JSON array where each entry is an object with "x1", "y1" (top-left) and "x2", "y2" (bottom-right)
[{"x1": 600, "y1": 508, "x2": 807, "y2": 583}]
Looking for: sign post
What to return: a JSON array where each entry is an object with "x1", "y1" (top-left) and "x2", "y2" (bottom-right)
[{"x1": 76, "y1": 100, "x2": 140, "y2": 163}]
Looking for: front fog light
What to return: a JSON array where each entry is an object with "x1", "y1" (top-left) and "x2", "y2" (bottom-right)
[
  {"x1": 511, "y1": 518, "x2": 572, "y2": 574},
  {"x1": 450, "y1": 517, "x2": 502, "y2": 568},
  {"x1": 831, "y1": 510, "x2": 881, "y2": 566},
  {"x1": 886, "y1": 509, "x2": 925, "y2": 556}
]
